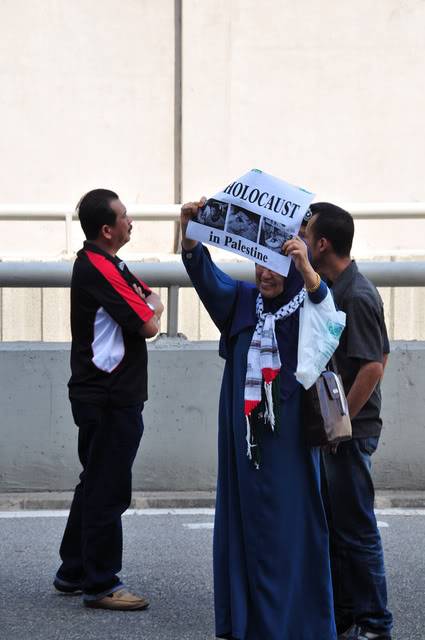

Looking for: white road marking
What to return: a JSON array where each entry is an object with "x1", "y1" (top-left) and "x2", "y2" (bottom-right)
[
  {"x1": 0, "y1": 507, "x2": 215, "y2": 519},
  {"x1": 128, "y1": 508, "x2": 215, "y2": 517},
  {"x1": 0, "y1": 507, "x2": 424, "y2": 519},
  {"x1": 184, "y1": 522, "x2": 214, "y2": 530},
  {"x1": 184, "y1": 521, "x2": 389, "y2": 531},
  {"x1": 0, "y1": 510, "x2": 70, "y2": 518},
  {"x1": 375, "y1": 508, "x2": 425, "y2": 516}
]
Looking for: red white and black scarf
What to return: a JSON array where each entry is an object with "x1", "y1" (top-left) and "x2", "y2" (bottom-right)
[{"x1": 244, "y1": 289, "x2": 306, "y2": 466}]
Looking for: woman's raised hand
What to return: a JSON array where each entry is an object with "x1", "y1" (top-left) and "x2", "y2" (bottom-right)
[
  {"x1": 180, "y1": 197, "x2": 206, "y2": 251},
  {"x1": 282, "y1": 236, "x2": 319, "y2": 291}
]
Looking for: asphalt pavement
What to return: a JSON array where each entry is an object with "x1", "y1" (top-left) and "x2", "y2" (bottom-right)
[{"x1": 0, "y1": 508, "x2": 424, "y2": 640}]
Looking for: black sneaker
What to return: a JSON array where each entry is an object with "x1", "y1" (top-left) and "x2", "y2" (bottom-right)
[
  {"x1": 53, "y1": 576, "x2": 83, "y2": 594},
  {"x1": 338, "y1": 624, "x2": 391, "y2": 640}
]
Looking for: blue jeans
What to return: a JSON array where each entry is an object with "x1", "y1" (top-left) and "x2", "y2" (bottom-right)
[
  {"x1": 321, "y1": 437, "x2": 393, "y2": 635},
  {"x1": 56, "y1": 400, "x2": 144, "y2": 598}
]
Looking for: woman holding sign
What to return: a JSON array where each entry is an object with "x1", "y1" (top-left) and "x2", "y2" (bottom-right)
[{"x1": 181, "y1": 199, "x2": 336, "y2": 640}]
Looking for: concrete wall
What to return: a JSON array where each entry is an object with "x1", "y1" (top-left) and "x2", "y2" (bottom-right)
[
  {"x1": 1, "y1": 0, "x2": 425, "y2": 206},
  {"x1": 0, "y1": 339, "x2": 424, "y2": 492},
  {"x1": 182, "y1": 0, "x2": 425, "y2": 204},
  {"x1": 0, "y1": 0, "x2": 175, "y2": 205}
]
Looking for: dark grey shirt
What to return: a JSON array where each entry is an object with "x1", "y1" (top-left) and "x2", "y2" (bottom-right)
[{"x1": 330, "y1": 261, "x2": 390, "y2": 438}]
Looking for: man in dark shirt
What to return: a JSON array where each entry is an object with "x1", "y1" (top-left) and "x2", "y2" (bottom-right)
[
  {"x1": 305, "y1": 203, "x2": 393, "y2": 640},
  {"x1": 54, "y1": 189, "x2": 163, "y2": 610}
]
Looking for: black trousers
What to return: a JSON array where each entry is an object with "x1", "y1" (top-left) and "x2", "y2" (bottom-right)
[
  {"x1": 57, "y1": 399, "x2": 144, "y2": 596},
  {"x1": 321, "y1": 437, "x2": 392, "y2": 635}
]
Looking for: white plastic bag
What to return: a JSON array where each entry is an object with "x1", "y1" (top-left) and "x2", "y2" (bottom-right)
[{"x1": 295, "y1": 290, "x2": 346, "y2": 390}]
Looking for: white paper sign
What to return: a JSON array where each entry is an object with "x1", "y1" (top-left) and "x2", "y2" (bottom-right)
[{"x1": 186, "y1": 169, "x2": 314, "y2": 276}]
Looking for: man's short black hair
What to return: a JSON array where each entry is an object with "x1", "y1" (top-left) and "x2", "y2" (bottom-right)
[
  {"x1": 309, "y1": 202, "x2": 354, "y2": 257},
  {"x1": 77, "y1": 189, "x2": 119, "y2": 240}
]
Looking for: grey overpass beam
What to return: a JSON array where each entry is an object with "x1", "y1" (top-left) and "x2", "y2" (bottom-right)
[{"x1": 1, "y1": 260, "x2": 425, "y2": 288}]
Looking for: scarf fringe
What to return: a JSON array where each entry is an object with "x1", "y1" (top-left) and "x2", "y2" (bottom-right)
[
  {"x1": 263, "y1": 381, "x2": 275, "y2": 431},
  {"x1": 245, "y1": 415, "x2": 260, "y2": 470},
  {"x1": 246, "y1": 415, "x2": 252, "y2": 459}
]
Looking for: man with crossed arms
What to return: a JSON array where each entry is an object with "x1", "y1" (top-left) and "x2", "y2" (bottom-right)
[{"x1": 54, "y1": 189, "x2": 163, "y2": 610}]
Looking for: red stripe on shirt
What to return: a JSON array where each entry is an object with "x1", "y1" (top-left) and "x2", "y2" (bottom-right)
[{"x1": 85, "y1": 251, "x2": 155, "y2": 323}]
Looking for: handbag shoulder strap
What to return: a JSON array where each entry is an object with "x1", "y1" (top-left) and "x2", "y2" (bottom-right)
[{"x1": 327, "y1": 354, "x2": 340, "y2": 375}]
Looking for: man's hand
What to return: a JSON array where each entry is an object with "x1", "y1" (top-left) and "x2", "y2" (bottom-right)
[
  {"x1": 282, "y1": 236, "x2": 318, "y2": 290},
  {"x1": 133, "y1": 285, "x2": 164, "y2": 314},
  {"x1": 347, "y1": 361, "x2": 384, "y2": 419},
  {"x1": 133, "y1": 285, "x2": 164, "y2": 338},
  {"x1": 181, "y1": 197, "x2": 207, "y2": 251},
  {"x1": 133, "y1": 284, "x2": 146, "y2": 300}
]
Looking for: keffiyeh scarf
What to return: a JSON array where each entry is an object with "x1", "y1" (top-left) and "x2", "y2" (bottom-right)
[{"x1": 244, "y1": 289, "x2": 306, "y2": 467}]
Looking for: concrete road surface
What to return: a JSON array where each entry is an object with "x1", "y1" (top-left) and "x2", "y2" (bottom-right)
[{"x1": 0, "y1": 508, "x2": 424, "y2": 640}]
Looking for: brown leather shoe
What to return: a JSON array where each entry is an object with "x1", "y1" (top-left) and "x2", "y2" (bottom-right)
[{"x1": 84, "y1": 588, "x2": 150, "y2": 611}]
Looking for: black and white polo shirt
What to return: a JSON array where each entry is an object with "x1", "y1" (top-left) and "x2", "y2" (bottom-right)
[{"x1": 68, "y1": 242, "x2": 154, "y2": 407}]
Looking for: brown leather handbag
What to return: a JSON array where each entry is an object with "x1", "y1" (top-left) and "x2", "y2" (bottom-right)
[{"x1": 301, "y1": 359, "x2": 352, "y2": 447}]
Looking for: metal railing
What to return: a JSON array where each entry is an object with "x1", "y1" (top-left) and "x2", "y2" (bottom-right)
[
  {"x1": 1, "y1": 260, "x2": 425, "y2": 336},
  {"x1": 1, "y1": 260, "x2": 425, "y2": 288},
  {"x1": 0, "y1": 204, "x2": 180, "y2": 256},
  {"x1": 1, "y1": 203, "x2": 425, "y2": 335},
  {"x1": 1, "y1": 202, "x2": 425, "y2": 256}
]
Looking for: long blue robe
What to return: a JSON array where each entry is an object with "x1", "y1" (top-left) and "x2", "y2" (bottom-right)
[{"x1": 183, "y1": 244, "x2": 336, "y2": 640}]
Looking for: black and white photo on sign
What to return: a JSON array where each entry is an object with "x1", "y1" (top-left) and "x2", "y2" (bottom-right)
[
  {"x1": 225, "y1": 205, "x2": 261, "y2": 242},
  {"x1": 259, "y1": 218, "x2": 293, "y2": 254},
  {"x1": 197, "y1": 199, "x2": 228, "y2": 230}
]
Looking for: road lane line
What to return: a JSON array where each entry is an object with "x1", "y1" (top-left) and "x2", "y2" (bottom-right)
[
  {"x1": 184, "y1": 521, "x2": 390, "y2": 531},
  {"x1": 375, "y1": 508, "x2": 425, "y2": 516},
  {"x1": 128, "y1": 508, "x2": 215, "y2": 516},
  {"x1": 0, "y1": 507, "x2": 216, "y2": 519},
  {"x1": 184, "y1": 522, "x2": 214, "y2": 529},
  {"x1": 1, "y1": 507, "x2": 424, "y2": 519},
  {"x1": 0, "y1": 510, "x2": 70, "y2": 518}
]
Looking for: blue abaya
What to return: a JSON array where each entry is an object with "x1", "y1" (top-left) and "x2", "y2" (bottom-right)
[{"x1": 183, "y1": 244, "x2": 336, "y2": 640}]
